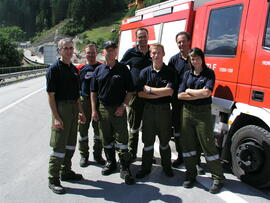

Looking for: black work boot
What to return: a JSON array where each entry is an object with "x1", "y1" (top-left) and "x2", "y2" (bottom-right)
[
  {"x1": 163, "y1": 167, "x2": 174, "y2": 177},
  {"x1": 135, "y1": 169, "x2": 151, "y2": 179},
  {"x1": 94, "y1": 154, "x2": 106, "y2": 165},
  {"x1": 48, "y1": 178, "x2": 65, "y2": 194},
  {"x1": 119, "y1": 156, "x2": 135, "y2": 185},
  {"x1": 172, "y1": 155, "x2": 183, "y2": 168},
  {"x1": 183, "y1": 177, "x2": 196, "y2": 188},
  {"x1": 80, "y1": 156, "x2": 89, "y2": 167},
  {"x1": 136, "y1": 148, "x2": 153, "y2": 179},
  {"x1": 102, "y1": 148, "x2": 117, "y2": 176},
  {"x1": 93, "y1": 139, "x2": 106, "y2": 165},
  {"x1": 209, "y1": 180, "x2": 224, "y2": 194},
  {"x1": 60, "y1": 170, "x2": 83, "y2": 181},
  {"x1": 196, "y1": 163, "x2": 205, "y2": 175}
]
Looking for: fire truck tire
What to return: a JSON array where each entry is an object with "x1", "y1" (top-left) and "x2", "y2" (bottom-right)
[{"x1": 230, "y1": 125, "x2": 270, "y2": 188}]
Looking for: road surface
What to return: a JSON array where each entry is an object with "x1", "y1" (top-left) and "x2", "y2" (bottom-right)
[{"x1": 0, "y1": 77, "x2": 269, "y2": 203}]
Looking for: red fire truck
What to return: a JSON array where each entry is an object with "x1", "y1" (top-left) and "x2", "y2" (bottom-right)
[{"x1": 118, "y1": 0, "x2": 270, "y2": 188}]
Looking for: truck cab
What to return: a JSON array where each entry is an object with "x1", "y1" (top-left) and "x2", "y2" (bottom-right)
[
  {"x1": 119, "y1": 0, "x2": 270, "y2": 188},
  {"x1": 193, "y1": 0, "x2": 270, "y2": 188}
]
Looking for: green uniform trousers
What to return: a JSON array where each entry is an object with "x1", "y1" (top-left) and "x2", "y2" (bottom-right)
[
  {"x1": 78, "y1": 96, "x2": 102, "y2": 158},
  {"x1": 181, "y1": 103, "x2": 225, "y2": 181},
  {"x1": 48, "y1": 100, "x2": 78, "y2": 180},
  {"x1": 141, "y1": 103, "x2": 172, "y2": 171},
  {"x1": 98, "y1": 104, "x2": 129, "y2": 159},
  {"x1": 171, "y1": 98, "x2": 183, "y2": 158},
  {"x1": 128, "y1": 95, "x2": 145, "y2": 157}
]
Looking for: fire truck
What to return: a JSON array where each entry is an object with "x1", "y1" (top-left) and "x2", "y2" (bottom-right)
[{"x1": 118, "y1": 0, "x2": 270, "y2": 188}]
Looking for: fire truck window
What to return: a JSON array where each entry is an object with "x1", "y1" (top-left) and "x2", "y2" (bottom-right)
[
  {"x1": 205, "y1": 5, "x2": 243, "y2": 56},
  {"x1": 263, "y1": 4, "x2": 270, "y2": 48}
]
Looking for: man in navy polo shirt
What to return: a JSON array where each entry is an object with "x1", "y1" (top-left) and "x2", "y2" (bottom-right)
[
  {"x1": 90, "y1": 41, "x2": 135, "y2": 185},
  {"x1": 168, "y1": 32, "x2": 191, "y2": 167},
  {"x1": 77, "y1": 44, "x2": 105, "y2": 167},
  {"x1": 120, "y1": 27, "x2": 152, "y2": 161},
  {"x1": 136, "y1": 43, "x2": 174, "y2": 179},
  {"x1": 46, "y1": 38, "x2": 86, "y2": 194}
]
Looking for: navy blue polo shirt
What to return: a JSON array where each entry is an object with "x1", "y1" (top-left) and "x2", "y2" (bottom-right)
[
  {"x1": 138, "y1": 64, "x2": 175, "y2": 104},
  {"x1": 178, "y1": 65, "x2": 215, "y2": 105},
  {"x1": 120, "y1": 46, "x2": 152, "y2": 89},
  {"x1": 168, "y1": 53, "x2": 190, "y2": 98},
  {"x1": 46, "y1": 59, "x2": 80, "y2": 101},
  {"x1": 90, "y1": 60, "x2": 134, "y2": 106},
  {"x1": 79, "y1": 62, "x2": 101, "y2": 97}
]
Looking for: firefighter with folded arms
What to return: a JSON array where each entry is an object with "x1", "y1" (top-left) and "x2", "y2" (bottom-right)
[
  {"x1": 46, "y1": 38, "x2": 86, "y2": 194},
  {"x1": 90, "y1": 40, "x2": 135, "y2": 185},
  {"x1": 178, "y1": 47, "x2": 225, "y2": 194},
  {"x1": 168, "y1": 31, "x2": 204, "y2": 174},
  {"x1": 120, "y1": 27, "x2": 152, "y2": 162},
  {"x1": 136, "y1": 43, "x2": 174, "y2": 178},
  {"x1": 77, "y1": 44, "x2": 105, "y2": 167}
]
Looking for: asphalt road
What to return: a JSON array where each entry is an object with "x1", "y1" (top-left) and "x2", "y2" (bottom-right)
[{"x1": 0, "y1": 77, "x2": 270, "y2": 203}]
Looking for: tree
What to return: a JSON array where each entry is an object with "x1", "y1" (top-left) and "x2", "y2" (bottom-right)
[
  {"x1": 0, "y1": 33, "x2": 23, "y2": 67},
  {"x1": 0, "y1": 26, "x2": 26, "y2": 41}
]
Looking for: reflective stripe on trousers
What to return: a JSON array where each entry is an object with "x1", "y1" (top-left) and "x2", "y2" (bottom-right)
[
  {"x1": 66, "y1": 145, "x2": 76, "y2": 150},
  {"x1": 115, "y1": 144, "x2": 128, "y2": 150},
  {"x1": 51, "y1": 152, "x2": 65, "y2": 158},
  {"x1": 205, "y1": 154, "x2": 219, "y2": 161},
  {"x1": 79, "y1": 136, "x2": 89, "y2": 141},
  {"x1": 160, "y1": 144, "x2": 169, "y2": 150},
  {"x1": 104, "y1": 142, "x2": 114, "y2": 149},
  {"x1": 182, "y1": 151, "x2": 197, "y2": 157},
  {"x1": 144, "y1": 145, "x2": 154, "y2": 151}
]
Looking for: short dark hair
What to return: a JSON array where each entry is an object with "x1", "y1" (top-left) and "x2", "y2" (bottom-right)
[
  {"x1": 175, "y1": 31, "x2": 191, "y2": 42},
  {"x1": 85, "y1": 43, "x2": 97, "y2": 51},
  {"x1": 188, "y1": 47, "x2": 206, "y2": 68},
  {"x1": 135, "y1": 27, "x2": 149, "y2": 37}
]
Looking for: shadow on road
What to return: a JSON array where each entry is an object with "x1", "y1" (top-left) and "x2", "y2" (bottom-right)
[{"x1": 66, "y1": 178, "x2": 182, "y2": 203}]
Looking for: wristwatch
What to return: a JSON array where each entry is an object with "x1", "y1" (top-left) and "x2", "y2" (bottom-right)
[
  {"x1": 145, "y1": 86, "x2": 151, "y2": 94},
  {"x1": 122, "y1": 102, "x2": 129, "y2": 107}
]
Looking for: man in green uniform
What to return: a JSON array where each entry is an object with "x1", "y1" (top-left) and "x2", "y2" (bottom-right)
[
  {"x1": 91, "y1": 41, "x2": 135, "y2": 185},
  {"x1": 136, "y1": 43, "x2": 174, "y2": 178},
  {"x1": 46, "y1": 38, "x2": 86, "y2": 194},
  {"x1": 120, "y1": 28, "x2": 152, "y2": 161},
  {"x1": 77, "y1": 44, "x2": 105, "y2": 167}
]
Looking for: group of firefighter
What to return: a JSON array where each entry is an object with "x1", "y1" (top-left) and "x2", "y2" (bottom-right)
[{"x1": 46, "y1": 27, "x2": 225, "y2": 195}]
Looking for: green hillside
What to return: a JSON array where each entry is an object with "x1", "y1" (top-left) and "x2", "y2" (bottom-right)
[{"x1": 31, "y1": 0, "x2": 166, "y2": 51}]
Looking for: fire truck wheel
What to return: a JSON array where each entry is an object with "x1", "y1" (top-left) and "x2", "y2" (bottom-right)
[{"x1": 230, "y1": 125, "x2": 270, "y2": 188}]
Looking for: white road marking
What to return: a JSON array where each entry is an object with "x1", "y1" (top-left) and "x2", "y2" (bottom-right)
[
  {"x1": 154, "y1": 142, "x2": 249, "y2": 203},
  {"x1": 0, "y1": 87, "x2": 45, "y2": 114}
]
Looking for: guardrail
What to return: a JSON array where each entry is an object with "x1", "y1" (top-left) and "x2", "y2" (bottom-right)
[
  {"x1": 0, "y1": 65, "x2": 48, "y2": 86},
  {"x1": 0, "y1": 65, "x2": 48, "y2": 74}
]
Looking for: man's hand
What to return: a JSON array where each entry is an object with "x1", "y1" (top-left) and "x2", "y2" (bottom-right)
[
  {"x1": 114, "y1": 105, "x2": 126, "y2": 117},
  {"x1": 185, "y1": 88, "x2": 192, "y2": 94},
  {"x1": 92, "y1": 111, "x2": 99, "y2": 121},
  {"x1": 53, "y1": 117, "x2": 64, "y2": 129},
  {"x1": 79, "y1": 113, "x2": 86, "y2": 124}
]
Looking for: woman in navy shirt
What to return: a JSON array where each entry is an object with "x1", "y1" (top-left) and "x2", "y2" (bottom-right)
[{"x1": 178, "y1": 47, "x2": 225, "y2": 194}]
